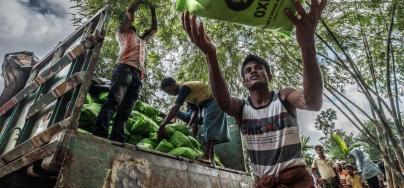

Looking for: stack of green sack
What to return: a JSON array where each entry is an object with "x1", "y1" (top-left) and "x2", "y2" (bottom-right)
[{"x1": 78, "y1": 92, "x2": 224, "y2": 166}]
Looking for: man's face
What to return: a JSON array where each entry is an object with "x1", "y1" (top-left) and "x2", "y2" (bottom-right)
[
  {"x1": 162, "y1": 85, "x2": 178, "y2": 96},
  {"x1": 346, "y1": 167, "x2": 354, "y2": 175},
  {"x1": 315, "y1": 146, "x2": 324, "y2": 155},
  {"x1": 242, "y1": 61, "x2": 271, "y2": 89}
]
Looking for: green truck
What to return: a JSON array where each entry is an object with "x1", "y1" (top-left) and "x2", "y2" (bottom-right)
[{"x1": 0, "y1": 6, "x2": 254, "y2": 188}]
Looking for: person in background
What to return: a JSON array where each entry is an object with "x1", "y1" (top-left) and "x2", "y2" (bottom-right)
[
  {"x1": 345, "y1": 164, "x2": 365, "y2": 188},
  {"x1": 338, "y1": 161, "x2": 350, "y2": 187},
  {"x1": 312, "y1": 145, "x2": 342, "y2": 188},
  {"x1": 349, "y1": 149, "x2": 383, "y2": 188}
]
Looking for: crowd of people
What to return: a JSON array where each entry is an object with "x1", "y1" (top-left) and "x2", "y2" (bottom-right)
[{"x1": 312, "y1": 146, "x2": 385, "y2": 188}]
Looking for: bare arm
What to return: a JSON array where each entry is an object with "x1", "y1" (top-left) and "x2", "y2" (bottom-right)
[
  {"x1": 187, "y1": 110, "x2": 198, "y2": 127},
  {"x1": 119, "y1": 0, "x2": 143, "y2": 33},
  {"x1": 312, "y1": 167, "x2": 321, "y2": 180},
  {"x1": 141, "y1": 6, "x2": 158, "y2": 41},
  {"x1": 281, "y1": 0, "x2": 327, "y2": 111},
  {"x1": 181, "y1": 12, "x2": 243, "y2": 120},
  {"x1": 161, "y1": 104, "x2": 181, "y2": 126},
  {"x1": 157, "y1": 104, "x2": 180, "y2": 141}
]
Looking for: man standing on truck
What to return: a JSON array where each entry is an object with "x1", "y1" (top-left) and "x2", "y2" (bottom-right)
[
  {"x1": 158, "y1": 77, "x2": 230, "y2": 163},
  {"x1": 93, "y1": 0, "x2": 157, "y2": 142},
  {"x1": 179, "y1": 0, "x2": 326, "y2": 185}
]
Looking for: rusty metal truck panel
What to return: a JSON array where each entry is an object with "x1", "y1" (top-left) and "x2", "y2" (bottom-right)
[{"x1": 56, "y1": 132, "x2": 254, "y2": 188}]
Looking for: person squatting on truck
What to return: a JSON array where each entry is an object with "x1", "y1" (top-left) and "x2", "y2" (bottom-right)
[
  {"x1": 93, "y1": 0, "x2": 157, "y2": 142},
  {"x1": 158, "y1": 78, "x2": 230, "y2": 164},
  {"x1": 179, "y1": 0, "x2": 326, "y2": 186}
]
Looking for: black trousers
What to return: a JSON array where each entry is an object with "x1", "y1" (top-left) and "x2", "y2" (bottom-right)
[{"x1": 93, "y1": 64, "x2": 142, "y2": 142}]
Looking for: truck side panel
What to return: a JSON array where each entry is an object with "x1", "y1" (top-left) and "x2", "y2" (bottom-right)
[{"x1": 56, "y1": 132, "x2": 254, "y2": 188}]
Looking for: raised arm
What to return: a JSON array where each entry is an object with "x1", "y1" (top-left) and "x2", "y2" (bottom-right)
[
  {"x1": 141, "y1": 5, "x2": 158, "y2": 41},
  {"x1": 181, "y1": 12, "x2": 243, "y2": 121},
  {"x1": 119, "y1": 0, "x2": 143, "y2": 33},
  {"x1": 281, "y1": 0, "x2": 327, "y2": 111}
]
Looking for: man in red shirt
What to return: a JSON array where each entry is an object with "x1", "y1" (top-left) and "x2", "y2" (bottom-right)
[{"x1": 93, "y1": 0, "x2": 157, "y2": 142}]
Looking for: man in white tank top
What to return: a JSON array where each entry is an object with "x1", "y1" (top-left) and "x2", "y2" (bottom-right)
[{"x1": 180, "y1": 0, "x2": 326, "y2": 186}]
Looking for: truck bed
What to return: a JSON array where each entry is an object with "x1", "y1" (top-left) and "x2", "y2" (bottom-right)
[{"x1": 56, "y1": 132, "x2": 254, "y2": 188}]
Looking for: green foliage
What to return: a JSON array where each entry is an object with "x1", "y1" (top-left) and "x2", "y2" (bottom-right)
[
  {"x1": 330, "y1": 133, "x2": 349, "y2": 158},
  {"x1": 315, "y1": 108, "x2": 337, "y2": 136},
  {"x1": 71, "y1": 0, "x2": 306, "y2": 112},
  {"x1": 300, "y1": 135, "x2": 314, "y2": 166}
]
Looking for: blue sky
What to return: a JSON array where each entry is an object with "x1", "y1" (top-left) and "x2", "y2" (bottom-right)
[{"x1": 1, "y1": 0, "x2": 398, "y2": 147}]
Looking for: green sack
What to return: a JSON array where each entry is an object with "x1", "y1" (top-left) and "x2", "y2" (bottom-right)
[
  {"x1": 79, "y1": 103, "x2": 101, "y2": 131},
  {"x1": 155, "y1": 139, "x2": 175, "y2": 153},
  {"x1": 176, "y1": 0, "x2": 296, "y2": 34},
  {"x1": 188, "y1": 136, "x2": 203, "y2": 150},
  {"x1": 148, "y1": 132, "x2": 158, "y2": 143},
  {"x1": 169, "y1": 147, "x2": 198, "y2": 160},
  {"x1": 169, "y1": 131, "x2": 193, "y2": 148},
  {"x1": 124, "y1": 118, "x2": 136, "y2": 137},
  {"x1": 152, "y1": 115, "x2": 164, "y2": 125},
  {"x1": 214, "y1": 154, "x2": 224, "y2": 167},
  {"x1": 98, "y1": 91, "x2": 109, "y2": 103},
  {"x1": 127, "y1": 134, "x2": 145, "y2": 145},
  {"x1": 166, "y1": 123, "x2": 191, "y2": 136},
  {"x1": 85, "y1": 94, "x2": 94, "y2": 104},
  {"x1": 136, "y1": 138, "x2": 156, "y2": 150},
  {"x1": 131, "y1": 111, "x2": 159, "y2": 135},
  {"x1": 134, "y1": 101, "x2": 160, "y2": 118}
]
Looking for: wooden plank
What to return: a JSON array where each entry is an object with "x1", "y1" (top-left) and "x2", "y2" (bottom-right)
[
  {"x1": 0, "y1": 140, "x2": 58, "y2": 177},
  {"x1": 0, "y1": 117, "x2": 71, "y2": 168},
  {"x1": 0, "y1": 40, "x2": 95, "y2": 116},
  {"x1": 26, "y1": 72, "x2": 85, "y2": 119}
]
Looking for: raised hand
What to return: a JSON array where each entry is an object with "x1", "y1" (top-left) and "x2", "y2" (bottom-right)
[
  {"x1": 285, "y1": 0, "x2": 327, "y2": 47},
  {"x1": 181, "y1": 12, "x2": 216, "y2": 56}
]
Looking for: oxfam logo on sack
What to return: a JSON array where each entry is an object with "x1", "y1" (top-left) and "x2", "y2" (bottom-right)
[{"x1": 226, "y1": 0, "x2": 254, "y2": 11}]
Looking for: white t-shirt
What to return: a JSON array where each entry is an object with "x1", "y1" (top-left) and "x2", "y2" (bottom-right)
[{"x1": 312, "y1": 157, "x2": 337, "y2": 179}]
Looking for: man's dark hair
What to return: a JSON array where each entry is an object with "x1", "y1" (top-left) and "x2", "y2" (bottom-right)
[
  {"x1": 344, "y1": 164, "x2": 354, "y2": 170},
  {"x1": 240, "y1": 54, "x2": 271, "y2": 79},
  {"x1": 160, "y1": 77, "x2": 176, "y2": 89},
  {"x1": 314, "y1": 145, "x2": 323, "y2": 150}
]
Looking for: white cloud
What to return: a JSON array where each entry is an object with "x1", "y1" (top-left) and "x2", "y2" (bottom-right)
[
  {"x1": 299, "y1": 85, "x2": 366, "y2": 145},
  {"x1": 0, "y1": 0, "x2": 76, "y2": 94}
]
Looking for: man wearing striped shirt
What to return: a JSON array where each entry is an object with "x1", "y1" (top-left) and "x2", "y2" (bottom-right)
[
  {"x1": 93, "y1": 0, "x2": 157, "y2": 142},
  {"x1": 180, "y1": 0, "x2": 326, "y2": 186}
]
